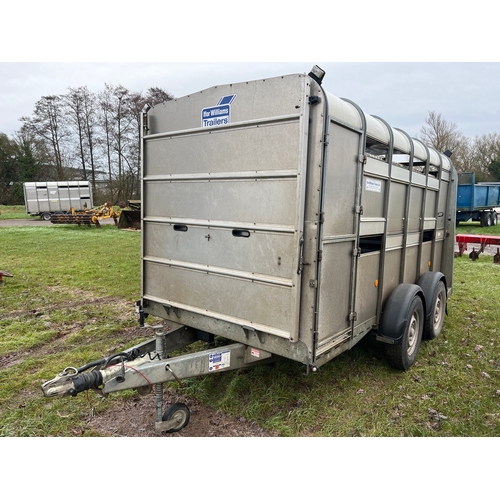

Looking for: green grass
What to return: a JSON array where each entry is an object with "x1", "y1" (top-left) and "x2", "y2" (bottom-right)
[
  {"x1": 1, "y1": 220, "x2": 499, "y2": 436},
  {"x1": 456, "y1": 218, "x2": 500, "y2": 236},
  {"x1": 0, "y1": 224, "x2": 143, "y2": 436},
  {"x1": 0, "y1": 204, "x2": 31, "y2": 219}
]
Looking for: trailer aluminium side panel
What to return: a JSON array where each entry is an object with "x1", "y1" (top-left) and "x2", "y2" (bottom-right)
[
  {"x1": 23, "y1": 181, "x2": 93, "y2": 220},
  {"x1": 42, "y1": 67, "x2": 458, "y2": 432}
]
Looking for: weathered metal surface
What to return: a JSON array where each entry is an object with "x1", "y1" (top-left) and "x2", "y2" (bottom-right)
[
  {"x1": 140, "y1": 69, "x2": 457, "y2": 368},
  {"x1": 41, "y1": 338, "x2": 276, "y2": 398},
  {"x1": 142, "y1": 75, "x2": 311, "y2": 345}
]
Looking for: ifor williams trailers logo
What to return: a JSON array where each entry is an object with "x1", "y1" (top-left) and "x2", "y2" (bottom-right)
[{"x1": 201, "y1": 94, "x2": 236, "y2": 128}]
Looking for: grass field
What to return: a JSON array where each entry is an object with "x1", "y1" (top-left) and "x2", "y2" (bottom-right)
[
  {"x1": 0, "y1": 207, "x2": 499, "y2": 438},
  {"x1": 0, "y1": 204, "x2": 31, "y2": 219}
]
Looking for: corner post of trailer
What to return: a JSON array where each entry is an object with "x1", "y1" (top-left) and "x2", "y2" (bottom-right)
[
  {"x1": 312, "y1": 78, "x2": 331, "y2": 352},
  {"x1": 140, "y1": 105, "x2": 150, "y2": 314},
  {"x1": 444, "y1": 162, "x2": 458, "y2": 293},
  {"x1": 413, "y1": 138, "x2": 431, "y2": 278},
  {"x1": 395, "y1": 128, "x2": 414, "y2": 283},
  {"x1": 430, "y1": 145, "x2": 444, "y2": 272},
  {"x1": 371, "y1": 115, "x2": 395, "y2": 325}
]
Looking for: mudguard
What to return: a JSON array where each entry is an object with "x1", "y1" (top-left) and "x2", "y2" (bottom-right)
[{"x1": 377, "y1": 283, "x2": 425, "y2": 344}]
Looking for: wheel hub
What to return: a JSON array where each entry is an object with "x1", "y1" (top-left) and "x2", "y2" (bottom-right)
[{"x1": 407, "y1": 313, "x2": 420, "y2": 356}]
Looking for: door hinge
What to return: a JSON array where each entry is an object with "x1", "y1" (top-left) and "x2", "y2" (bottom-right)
[
  {"x1": 317, "y1": 249, "x2": 323, "y2": 262},
  {"x1": 349, "y1": 312, "x2": 358, "y2": 321},
  {"x1": 360, "y1": 154, "x2": 367, "y2": 165},
  {"x1": 355, "y1": 205, "x2": 364, "y2": 215},
  {"x1": 309, "y1": 279, "x2": 318, "y2": 288}
]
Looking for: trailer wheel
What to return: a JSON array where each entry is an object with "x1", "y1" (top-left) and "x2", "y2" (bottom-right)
[
  {"x1": 40, "y1": 212, "x2": 51, "y2": 221},
  {"x1": 423, "y1": 280, "x2": 446, "y2": 340},
  {"x1": 385, "y1": 295, "x2": 424, "y2": 371},
  {"x1": 162, "y1": 402, "x2": 190, "y2": 433}
]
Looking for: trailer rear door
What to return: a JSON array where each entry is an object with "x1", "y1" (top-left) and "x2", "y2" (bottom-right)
[{"x1": 141, "y1": 75, "x2": 313, "y2": 341}]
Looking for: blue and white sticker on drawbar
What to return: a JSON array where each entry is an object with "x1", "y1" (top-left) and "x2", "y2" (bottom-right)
[
  {"x1": 201, "y1": 95, "x2": 236, "y2": 128},
  {"x1": 208, "y1": 350, "x2": 231, "y2": 371}
]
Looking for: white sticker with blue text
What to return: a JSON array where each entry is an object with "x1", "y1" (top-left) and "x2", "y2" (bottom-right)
[
  {"x1": 201, "y1": 95, "x2": 236, "y2": 128},
  {"x1": 208, "y1": 350, "x2": 231, "y2": 371},
  {"x1": 365, "y1": 177, "x2": 382, "y2": 193}
]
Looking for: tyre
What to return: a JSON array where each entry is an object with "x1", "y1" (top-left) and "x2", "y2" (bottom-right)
[
  {"x1": 386, "y1": 295, "x2": 424, "y2": 371},
  {"x1": 41, "y1": 212, "x2": 51, "y2": 221},
  {"x1": 491, "y1": 211, "x2": 498, "y2": 226},
  {"x1": 423, "y1": 280, "x2": 446, "y2": 340},
  {"x1": 480, "y1": 212, "x2": 492, "y2": 227},
  {"x1": 162, "y1": 402, "x2": 190, "y2": 433}
]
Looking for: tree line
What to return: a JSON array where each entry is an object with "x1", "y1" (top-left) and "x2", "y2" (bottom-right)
[
  {"x1": 419, "y1": 111, "x2": 500, "y2": 180},
  {"x1": 0, "y1": 84, "x2": 172, "y2": 205},
  {"x1": 1, "y1": 88, "x2": 500, "y2": 206}
]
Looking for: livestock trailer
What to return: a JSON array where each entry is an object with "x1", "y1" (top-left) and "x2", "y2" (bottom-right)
[
  {"x1": 24, "y1": 181, "x2": 93, "y2": 220},
  {"x1": 456, "y1": 172, "x2": 500, "y2": 226},
  {"x1": 42, "y1": 66, "x2": 458, "y2": 433}
]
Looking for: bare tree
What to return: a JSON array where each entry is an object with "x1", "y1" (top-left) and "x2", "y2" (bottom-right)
[
  {"x1": 146, "y1": 86, "x2": 174, "y2": 105},
  {"x1": 418, "y1": 111, "x2": 463, "y2": 152},
  {"x1": 65, "y1": 87, "x2": 88, "y2": 181},
  {"x1": 20, "y1": 95, "x2": 69, "y2": 180},
  {"x1": 98, "y1": 84, "x2": 117, "y2": 201},
  {"x1": 97, "y1": 84, "x2": 138, "y2": 202},
  {"x1": 473, "y1": 132, "x2": 500, "y2": 166},
  {"x1": 418, "y1": 111, "x2": 469, "y2": 172},
  {"x1": 80, "y1": 87, "x2": 100, "y2": 192},
  {"x1": 125, "y1": 87, "x2": 173, "y2": 200},
  {"x1": 12, "y1": 82, "x2": 175, "y2": 202}
]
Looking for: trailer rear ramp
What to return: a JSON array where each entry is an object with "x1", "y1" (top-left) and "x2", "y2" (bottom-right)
[{"x1": 142, "y1": 74, "x2": 313, "y2": 347}]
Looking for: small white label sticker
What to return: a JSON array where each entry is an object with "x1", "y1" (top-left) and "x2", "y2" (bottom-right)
[
  {"x1": 251, "y1": 348, "x2": 260, "y2": 358},
  {"x1": 208, "y1": 350, "x2": 231, "y2": 371},
  {"x1": 365, "y1": 177, "x2": 382, "y2": 193}
]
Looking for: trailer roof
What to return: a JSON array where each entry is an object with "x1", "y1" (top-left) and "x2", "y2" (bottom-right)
[{"x1": 325, "y1": 89, "x2": 452, "y2": 171}]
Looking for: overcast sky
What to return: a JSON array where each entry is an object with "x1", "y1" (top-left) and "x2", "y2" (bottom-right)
[
  {"x1": 1, "y1": 62, "x2": 498, "y2": 142},
  {"x1": 2, "y1": 3, "x2": 498, "y2": 144}
]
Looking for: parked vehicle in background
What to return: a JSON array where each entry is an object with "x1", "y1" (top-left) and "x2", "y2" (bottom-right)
[
  {"x1": 23, "y1": 181, "x2": 93, "y2": 221},
  {"x1": 456, "y1": 172, "x2": 500, "y2": 226}
]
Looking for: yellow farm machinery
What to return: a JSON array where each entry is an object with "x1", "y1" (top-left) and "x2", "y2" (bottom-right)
[
  {"x1": 49, "y1": 200, "x2": 141, "y2": 229},
  {"x1": 50, "y1": 202, "x2": 122, "y2": 228}
]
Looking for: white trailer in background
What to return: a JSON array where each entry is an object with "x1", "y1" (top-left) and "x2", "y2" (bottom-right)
[
  {"x1": 42, "y1": 66, "x2": 458, "y2": 433},
  {"x1": 23, "y1": 181, "x2": 93, "y2": 220}
]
